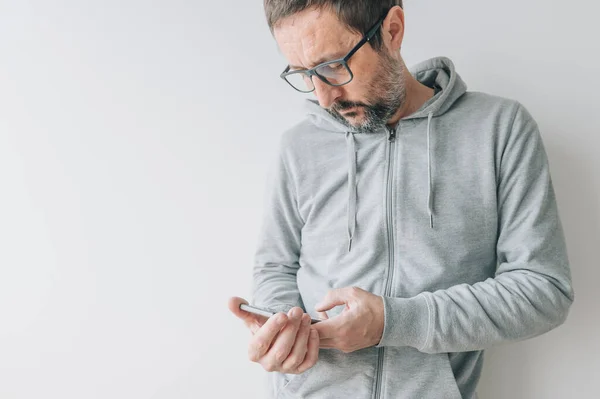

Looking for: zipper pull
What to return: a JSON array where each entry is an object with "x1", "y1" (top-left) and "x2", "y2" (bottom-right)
[{"x1": 388, "y1": 127, "x2": 396, "y2": 142}]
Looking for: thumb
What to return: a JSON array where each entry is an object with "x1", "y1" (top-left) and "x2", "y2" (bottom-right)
[{"x1": 314, "y1": 288, "x2": 349, "y2": 312}]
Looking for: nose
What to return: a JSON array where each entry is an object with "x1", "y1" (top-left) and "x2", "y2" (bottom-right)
[{"x1": 312, "y1": 77, "x2": 343, "y2": 109}]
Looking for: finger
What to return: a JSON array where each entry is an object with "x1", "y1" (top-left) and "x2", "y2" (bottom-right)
[
  {"x1": 318, "y1": 338, "x2": 337, "y2": 349},
  {"x1": 316, "y1": 311, "x2": 329, "y2": 320},
  {"x1": 262, "y1": 307, "x2": 304, "y2": 369},
  {"x1": 314, "y1": 288, "x2": 350, "y2": 312},
  {"x1": 281, "y1": 313, "x2": 311, "y2": 371},
  {"x1": 311, "y1": 317, "x2": 343, "y2": 340},
  {"x1": 296, "y1": 328, "x2": 320, "y2": 373},
  {"x1": 247, "y1": 312, "x2": 288, "y2": 362},
  {"x1": 227, "y1": 297, "x2": 249, "y2": 319},
  {"x1": 228, "y1": 297, "x2": 269, "y2": 332}
]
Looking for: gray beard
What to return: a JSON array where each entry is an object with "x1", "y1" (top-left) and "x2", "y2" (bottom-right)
[{"x1": 326, "y1": 53, "x2": 406, "y2": 133}]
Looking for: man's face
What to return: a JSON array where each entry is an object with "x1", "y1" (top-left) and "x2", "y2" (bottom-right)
[{"x1": 274, "y1": 7, "x2": 406, "y2": 132}]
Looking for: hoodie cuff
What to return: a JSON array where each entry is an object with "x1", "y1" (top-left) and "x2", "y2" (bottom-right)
[{"x1": 376, "y1": 294, "x2": 431, "y2": 350}]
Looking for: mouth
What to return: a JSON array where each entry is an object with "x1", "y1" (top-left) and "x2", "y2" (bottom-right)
[{"x1": 339, "y1": 106, "x2": 361, "y2": 114}]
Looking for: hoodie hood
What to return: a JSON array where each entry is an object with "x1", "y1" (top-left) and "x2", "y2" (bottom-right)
[{"x1": 304, "y1": 56, "x2": 468, "y2": 251}]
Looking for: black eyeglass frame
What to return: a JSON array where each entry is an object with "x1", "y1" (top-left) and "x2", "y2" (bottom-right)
[{"x1": 279, "y1": 14, "x2": 387, "y2": 93}]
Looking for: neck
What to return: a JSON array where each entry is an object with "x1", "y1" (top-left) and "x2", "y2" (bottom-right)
[{"x1": 387, "y1": 68, "x2": 435, "y2": 126}]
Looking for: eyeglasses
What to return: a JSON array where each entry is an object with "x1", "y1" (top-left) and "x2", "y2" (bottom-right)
[{"x1": 280, "y1": 14, "x2": 386, "y2": 93}]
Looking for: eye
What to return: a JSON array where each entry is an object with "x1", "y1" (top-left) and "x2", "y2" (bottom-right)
[{"x1": 325, "y1": 63, "x2": 343, "y2": 70}]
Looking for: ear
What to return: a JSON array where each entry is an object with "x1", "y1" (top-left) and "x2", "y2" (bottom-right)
[{"x1": 381, "y1": 5, "x2": 405, "y2": 53}]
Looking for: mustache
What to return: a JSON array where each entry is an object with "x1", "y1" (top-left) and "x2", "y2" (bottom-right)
[{"x1": 331, "y1": 101, "x2": 367, "y2": 112}]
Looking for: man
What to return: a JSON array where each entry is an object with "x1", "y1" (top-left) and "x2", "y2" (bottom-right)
[{"x1": 228, "y1": 1, "x2": 574, "y2": 398}]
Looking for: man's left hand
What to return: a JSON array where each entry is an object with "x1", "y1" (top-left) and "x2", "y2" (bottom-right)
[{"x1": 312, "y1": 287, "x2": 385, "y2": 353}]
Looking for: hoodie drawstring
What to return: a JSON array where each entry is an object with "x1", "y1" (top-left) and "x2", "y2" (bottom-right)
[
  {"x1": 344, "y1": 113, "x2": 434, "y2": 252},
  {"x1": 426, "y1": 111, "x2": 434, "y2": 229},
  {"x1": 345, "y1": 132, "x2": 357, "y2": 252}
]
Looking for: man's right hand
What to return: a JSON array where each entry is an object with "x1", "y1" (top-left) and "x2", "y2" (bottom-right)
[{"x1": 228, "y1": 297, "x2": 320, "y2": 374}]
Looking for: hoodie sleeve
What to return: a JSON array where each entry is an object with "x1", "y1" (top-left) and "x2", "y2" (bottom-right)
[
  {"x1": 376, "y1": 102, "x2": 575, "y2": 353},
  {"x1": 250, "y1": 135, "x2": 306, "y2": 315}
]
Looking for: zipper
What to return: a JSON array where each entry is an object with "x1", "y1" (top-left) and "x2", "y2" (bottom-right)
[{"x1": 374, "y1": 126, "x2": 397, "y2": 399}]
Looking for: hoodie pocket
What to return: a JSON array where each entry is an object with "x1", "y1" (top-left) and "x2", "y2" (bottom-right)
[
  {"x1": 275, "y1": 348, "x2": 378, "y2": 399},
  {"x1": 438, "y1": 352, "x2": 463, "y2": 399},
  {"x1": 275, "y1": 369, "x2": 308, "y2": 399},
  {"x1": 378, "y1": 347, "x2": 463, "y2": 399}
]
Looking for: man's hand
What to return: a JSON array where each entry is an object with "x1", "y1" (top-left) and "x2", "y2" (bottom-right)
[
  {"x1": 312, "y1": 287, "x2": 385, "y2": 353},
  {"x1": 228, "y1": 297, "x2": 320, "y2": 374}
]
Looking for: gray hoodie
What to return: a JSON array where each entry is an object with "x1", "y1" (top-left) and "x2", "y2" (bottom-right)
[{"x1": 251, "y1": 56, "x2": 574, "y2": 399}]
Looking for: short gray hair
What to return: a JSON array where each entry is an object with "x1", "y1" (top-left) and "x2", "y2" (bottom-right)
[{"x1": 263, "y1": 0, "x2": 403, "y2": 50}]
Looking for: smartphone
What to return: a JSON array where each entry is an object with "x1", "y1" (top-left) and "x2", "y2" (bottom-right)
[{"x1": 239, "y1": 304, "x2": 321, "y2": 324}]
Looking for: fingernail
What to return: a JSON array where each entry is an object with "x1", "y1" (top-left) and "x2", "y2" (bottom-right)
[{"x1": 303, "y1": 316, "x2": 310, "y2": 326}]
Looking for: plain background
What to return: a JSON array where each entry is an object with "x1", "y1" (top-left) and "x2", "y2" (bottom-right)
[{"x1": 0, "y1": 0, "x2": 598, "y2": 398}]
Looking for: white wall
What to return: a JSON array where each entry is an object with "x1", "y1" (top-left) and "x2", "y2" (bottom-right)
[{"x1": 0, "y1": 1, "x2": 597, "y2": 398}]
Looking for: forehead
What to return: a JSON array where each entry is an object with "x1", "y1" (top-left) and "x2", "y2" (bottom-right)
[{"x1": 273, "y1": 7, "x2": 359, "y2": 68}]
